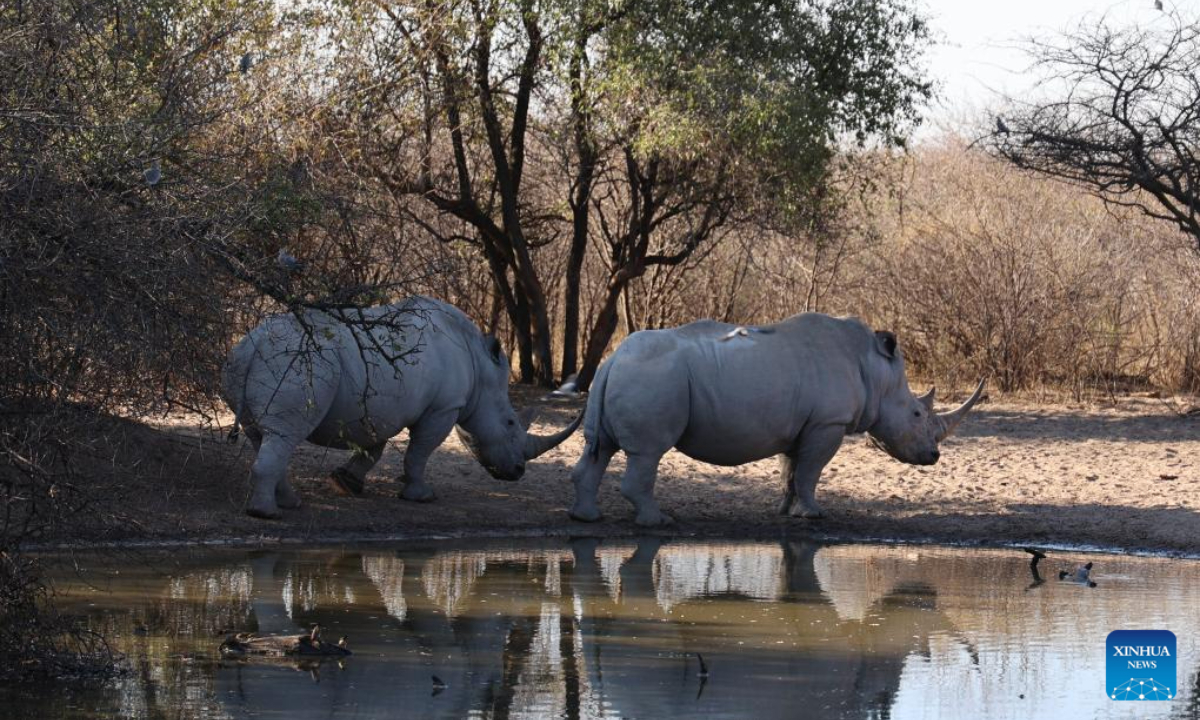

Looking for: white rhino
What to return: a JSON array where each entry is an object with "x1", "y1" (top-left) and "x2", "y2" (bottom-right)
[
  {"x1": 569, "y1": 314, "x2": 983, "y2": 526},
  {"x1": 222, "y1": 297, "x2": 580, "y2": 518}
]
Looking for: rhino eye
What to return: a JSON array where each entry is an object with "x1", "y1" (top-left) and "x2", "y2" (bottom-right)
[
  {"x1": 506, "y1": 419, "x2": 515, "y2": 426},
  {"x1": 913, "y1": 410, "x2": 922, "y2": 417}
]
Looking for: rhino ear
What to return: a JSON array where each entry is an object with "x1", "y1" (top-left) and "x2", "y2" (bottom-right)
[
  {"x1": 484, "y1": 335, "x2": 503, "y2": 364},
  {"x1": 874, "y1": 330, "x2": 898, "y2": 360}
]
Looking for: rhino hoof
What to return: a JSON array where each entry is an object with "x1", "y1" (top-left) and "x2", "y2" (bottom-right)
[
  {"x1": 276, "y1": 492, "x2": 303, "y2": 510},
  {"x1": 569, "y1": 507, "x2": 603, "y2": 523},
  {"x1": 400, "y1": 483, "x2": 436, "y2": 503},
  {"x1": 245, "y1": 504, "x2": 282, "y2": 520},
  {"x1": 329, "y1": 469, "x2": 364, "y2": 497},
  {"x1": 635, "y1": 511, "x2": 675, "y2": 528},
  {"x1": 790, "y1": 505, "x2": 826, "y2": 520}
]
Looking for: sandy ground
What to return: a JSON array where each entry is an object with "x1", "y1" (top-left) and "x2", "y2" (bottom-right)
[{"x1": 54, "y1": 389, "x2": 1200, "y2": 555}]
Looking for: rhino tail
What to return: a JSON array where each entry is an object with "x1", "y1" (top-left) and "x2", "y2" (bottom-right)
[
  {"x1": 225, "y1": 383, "x2": 249, "y2": 444},
  {"x1": 221, "y1": 338, "x2": 255, "y2": 444},
  {"x1": 583, "y1": 360, "x2": 613, "y2": 459}
]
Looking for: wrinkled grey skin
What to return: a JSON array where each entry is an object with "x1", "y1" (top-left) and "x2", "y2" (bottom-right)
[
  {"x1": 222, "y1": 297, "x2": 580, "y2": 519},
  {"x1": 569, "y1": 314, "x2": 984, "y2": 527}
]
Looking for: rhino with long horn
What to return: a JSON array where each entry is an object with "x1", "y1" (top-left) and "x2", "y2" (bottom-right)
[
  {"x1": 568, "y1": 313, "x2": 985, "y2": 526},
  {"x1": 222, "y1": 297, "x2": 581, "y2": 518}
]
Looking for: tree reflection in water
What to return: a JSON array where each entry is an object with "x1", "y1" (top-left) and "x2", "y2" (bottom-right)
[{"x1": 10, "y1": 539, "x2": 1200, "y2": 720}]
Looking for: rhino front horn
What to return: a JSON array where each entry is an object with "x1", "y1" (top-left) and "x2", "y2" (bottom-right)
[
  {"x1": 935, "y1": 379, "x2": 986, "y2": 442},
  {"x1": 523, "y1": 413, "x2": 584, "y2": 460}
]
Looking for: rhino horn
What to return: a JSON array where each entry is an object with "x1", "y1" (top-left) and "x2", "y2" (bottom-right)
[
  {"x1": 916, "y1": 386, "x2": 936, "y2": 411},
  {"x1": 935, "y1": 380, "x2": 986, "y2": 441},
  {"x1": 523, "y1": 412, "x2": 583, "y2": 460},
  {"x1": 517, "y1": 407, "x2": 538, "y2": 430}
]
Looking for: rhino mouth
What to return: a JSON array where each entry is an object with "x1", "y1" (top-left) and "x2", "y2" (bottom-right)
[
  {"x1": 484, "y1": 465, "x2": 524, "y2": 482},
  {"x1": 867, "y1": 435, "x2": 896, "y2": 458},
  {"x1": 867, "y1": 436, "x2": 939, "y2": 465}
]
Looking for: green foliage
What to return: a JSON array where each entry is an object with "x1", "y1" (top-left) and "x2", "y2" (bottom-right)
[{"x1": 602, "y1": 0, "x2": 931, "y2": 200}]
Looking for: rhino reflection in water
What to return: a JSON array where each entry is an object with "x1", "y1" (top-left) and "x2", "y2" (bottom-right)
[{"x1": 210, "y1": 540, "x2": 976, "y2": 720}]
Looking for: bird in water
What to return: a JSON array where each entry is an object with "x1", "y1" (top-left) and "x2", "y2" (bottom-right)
[
  {"x1": 1059, "y1": 561, "x2": 1097, "y2": 587},
  {"x1": 1023, "y1": 547, "x2": 1047, "y2": 589},
  {"x1": 431, "y1": 675, "x2": 447, "y2": 697},
  {"x1": 695, "y1": 653, "x2": 710, "y2": 699},
  {"x1": 299, "y1": 624, "x2": 321, "y2": 648}
]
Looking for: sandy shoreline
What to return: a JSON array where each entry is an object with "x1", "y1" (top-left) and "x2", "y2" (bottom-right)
[{"x1": 46, "y1": 390, "x2": 1200, "y2": 556}]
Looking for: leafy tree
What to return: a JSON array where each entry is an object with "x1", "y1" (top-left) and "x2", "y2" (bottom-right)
[
  {"x1": 344, "y1": 0, "x2": 931, "y2": 386},
  {"x1": 0, "y1": 0, "x2": 425, "y2": 675},
  {"x1": 570, "y1": 0, "x2": 932, "y2": 388}
]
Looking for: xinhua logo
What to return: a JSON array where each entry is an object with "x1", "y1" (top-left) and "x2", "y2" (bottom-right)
[{"x1": 1106, "y1": 630, "x2": 1176, "y2": 701}]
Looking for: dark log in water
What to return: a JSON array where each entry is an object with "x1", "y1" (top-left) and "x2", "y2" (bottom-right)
[{"x1": 219, "y1": 625, "x2": 351, "y2": 658}]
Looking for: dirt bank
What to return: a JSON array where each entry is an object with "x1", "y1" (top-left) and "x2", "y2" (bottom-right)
[{"x1": 47, "y1": 389, "x2": 1200, "y2": 555}]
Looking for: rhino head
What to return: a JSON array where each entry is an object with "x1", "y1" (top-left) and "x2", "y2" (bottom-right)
[
  {"x1": 867, "y1": 331, "x2": 985, "y2": 466},
  {"x1": 454, "y1": 335, "x2": 582, "y2": 481}
]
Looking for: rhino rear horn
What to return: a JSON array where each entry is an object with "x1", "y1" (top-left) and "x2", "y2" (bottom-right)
[
  {"x1": 523, "y1": 413, "x2": 583, "y2": 460},
  {"x1": 935, "y1": 380, "x2": 986, "y2": 441},
  {"x1": 916, "y1": 387, "x2": 936, "y2": 411},
  {"x1": 517, "y1": 407, "x2": 538, "y2": 430}
]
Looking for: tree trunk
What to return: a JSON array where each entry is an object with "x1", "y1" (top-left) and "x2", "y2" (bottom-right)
[
  {"x1": 575, "y1": 280, "x2": 625, "y2": 391},
  {"x1": 562, "y1": 166, "x2": 593, "y2": 379},
  {"x1": 560, "y1": 26, "x2": 597, "y2": 381},
  {"x1": 562, "y1": 237, "x2": 586, "y2": 379},
  {"x1": 511, "y1": 291, "x2": 536, "y2": 383},
  {"x1": 515, "y1": 272, "x2": 554, "y2": 385},
  {"x1": 531, "y1": 305, "x2": 554, "y2": 386}
]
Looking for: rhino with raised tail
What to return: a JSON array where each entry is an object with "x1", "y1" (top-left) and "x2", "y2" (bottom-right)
[
  {"x1": 222, "y1": 297, "x2": 581, "y2": 518},
  {"x1": 569, "y1": 314, "x2": 984, "y2": 527}
]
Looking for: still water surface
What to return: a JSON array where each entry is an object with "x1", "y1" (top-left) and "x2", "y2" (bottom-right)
[{"x1": 7, "y1": 538, "x2": 1200, "y2": 719}]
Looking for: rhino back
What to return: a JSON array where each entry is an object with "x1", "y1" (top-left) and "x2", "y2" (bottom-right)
[
  {"x1": 603, "y1": 315, "x2": 877, "y2": 465},
  {"x1": 310, "y1": 299, "x2": 480, "y2": 447},
  {"x1": 225, "y1": 298, "x2": 480, "y2": 448},
  {"x1": 222, "y1": 312, "x2": 343, "y2": 439}
]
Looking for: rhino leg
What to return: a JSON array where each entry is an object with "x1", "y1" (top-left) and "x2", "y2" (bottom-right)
[
  {"x1": 778, "y1": 453, "x2": 797, "y2": 515},
  {"x1": 239, "y1": 426, "x2": 302, "y2": 511},
  {"x1": 275, "y1": 476, "x2": 303, "y2": 509},
  {"x1": 246, "y1": 434, "x2": 301, "y2": 519},
  {"x1": 329, "y1": 443, "x2": 385, "y2": 497},
  {"x1": 569, "y1": 445, "x2": 615, "y2": 522},
  {"x1": 784, "y1": 426, "x2": 845, "y2": 520},
  {"x1": 399, "y1": 408, "x2": 456, "y2": 503},
  {"x1": 243, "y1": 425, "x2": 264, "y2": 452},
  {"x1": 621, "y1": 453, "x2": 673, "y2": 527}
]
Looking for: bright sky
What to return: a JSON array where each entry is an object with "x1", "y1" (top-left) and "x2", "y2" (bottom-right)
[{"x1": 915, "y1": 0, "x2": 1177, "y2": 133}]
